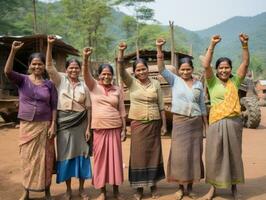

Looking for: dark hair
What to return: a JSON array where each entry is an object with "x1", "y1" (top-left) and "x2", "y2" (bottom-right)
[
  {"x1": 215, "y1": 57, "x2": 232, "y2": 69},
  {"x1": 178, "y1": 57, "x2": 194, "y2": 69},
  {"x1": 65, "y1": 58, "x2": 81, "y2": 69},
  {"x1": 28, "y1": 52, "x2": 45, "y2": 65},
  {"x1": 98, "y1": 64, "x2": 114, "y2": 76},
  {"x1": 132, "y1": 58, "x2": 148, "y2": 72}
]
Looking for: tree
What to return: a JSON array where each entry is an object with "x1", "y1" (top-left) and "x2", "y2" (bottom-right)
[
  {"x1": 0, "y1": 0, "x2": 26, "y2": 34},
  {"x1": 113, "y1": 0, "x2": 155, "y2": 58},
  {"x1": 61, "y1": 0, "x2": 112, "y2": 60}
]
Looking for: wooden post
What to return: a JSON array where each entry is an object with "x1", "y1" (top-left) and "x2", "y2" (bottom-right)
[
  {"x1": 32, "y1": 0, "x2": 38, "y2": 34},
  {"x1": 169, "y1": 21, "x2": 175, "y2": 66}
]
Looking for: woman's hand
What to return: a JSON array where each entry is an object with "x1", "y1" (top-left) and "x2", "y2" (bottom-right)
[
  {"x1": 47, "y1": 35, "x2": 56, "y2": 44},
  {"x1": 203, "y1": 122, "x2": 209, "y2": 138},
  {"x1": 85, "y1": 129, "x2": 91, "y2": 142},
  {"x1": 211, "y1": 35, "x2": 221, "y2": 46},
  {"x1": 239, "y1": 33, "x2": 249, "y2": 46},
  {"x1": 83, "y1": 47, "x2": 93, "y2": 58},
  {"x1": 47, "y1": 123, "x2": 56, "y2": 139},
  {"x1": 121, "y1": 129, "x2": 127, "y2": 142},
  {"x1": 156, "y1": 38, "x2": 166, "y2": 47},
  {"x1": 118, "y1": 42, "x2": 127, "y2": 52},
  {"x1": 11, "y1": 41, "x2": 24, "y2": 52},
  {"x1": 161, "y1": 125, "x2": 167, "y2": 136}
]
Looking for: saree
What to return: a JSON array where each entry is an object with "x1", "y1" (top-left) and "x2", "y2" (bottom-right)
[
  {"x1": 206, "y1": 79, "x2": 244, "y2": 188},
  {"x1": 209, "y1": 79, "x2": 241, "y2": 124}
]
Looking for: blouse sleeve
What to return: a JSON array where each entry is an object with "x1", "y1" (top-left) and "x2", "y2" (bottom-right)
[
  {"x1": 6, "y1": 71, "x2": 25, "y2": 86},
  {"x1": 161, "y1": 69, "x2": 176, "y2": 86},
  {"x1": 206, "y1": 75, "x2": 216, "y2": 89}
]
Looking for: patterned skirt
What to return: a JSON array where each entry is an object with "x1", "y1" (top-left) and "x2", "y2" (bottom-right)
[
  {"x1": 19, "y1": 121, "x2": 55, "y2": 191},
  {"x1": 129, "y1": 120, "x2": 165, "y2": 188}
]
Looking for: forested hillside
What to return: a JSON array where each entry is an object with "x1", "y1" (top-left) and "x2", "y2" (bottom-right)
[{"x1": 0, "y1": 1, "x2": 265, "y2": 78}]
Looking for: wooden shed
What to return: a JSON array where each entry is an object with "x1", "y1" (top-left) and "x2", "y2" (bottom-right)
[
  {"x1": 0, "y1": 34, "x2": 79, "y2": 96},
  {"x1": 0, "y1": 34, "x2": 79, "y2": 123}
]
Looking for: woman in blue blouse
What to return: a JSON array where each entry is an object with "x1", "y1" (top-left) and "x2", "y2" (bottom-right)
[{"x1": 156, "y1": 38, "x2": 208, "y2": 199}]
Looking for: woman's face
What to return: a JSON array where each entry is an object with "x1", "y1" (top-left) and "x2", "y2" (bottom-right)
[
  {"x1": 29, "y1": 58, "x2": 45, "y2": 76},
  {"x1": 134, "y1": 63, "x2": 148, "y2": 82},
  {"x1": 99, "y1": 67, "x2": 113, "y2": 85},
  {"x1": 65, "y1": 62, "x2": 81, "y2": 80},
  {"x1": 178, "y1": 63, "x2": 193, "y2": 81},
  {"x1": 216, "y1": 61, "x2": 232, "y2": 82}
]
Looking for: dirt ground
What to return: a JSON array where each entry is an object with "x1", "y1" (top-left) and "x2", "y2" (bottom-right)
[{"x1": 0, "y1": 108, "x2": 266, "y2": 200}]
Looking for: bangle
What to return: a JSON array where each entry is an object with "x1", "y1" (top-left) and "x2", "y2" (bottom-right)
[{"x1": 242, "y1": 44, "x2": 248, "y2": 49}]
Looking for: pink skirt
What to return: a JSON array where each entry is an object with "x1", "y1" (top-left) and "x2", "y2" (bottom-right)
[{"x1": 92, "y1": 128, "x2": 124, "y2": 189}]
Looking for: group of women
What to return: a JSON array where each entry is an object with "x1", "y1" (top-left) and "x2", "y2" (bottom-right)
[{"x1": 4, "y1": 33, "x2": 249, "y2": 200}]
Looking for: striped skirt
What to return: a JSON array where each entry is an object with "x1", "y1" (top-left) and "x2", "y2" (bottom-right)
[{"x1": 129, "y1": 120, "x2": 165, "y2": 188}]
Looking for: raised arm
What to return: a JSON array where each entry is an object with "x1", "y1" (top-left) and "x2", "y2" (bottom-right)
[
  {"x1": 117, "y1": 42, "x2": 132, "y2": 87},
  {"x1": 156, "y1": 38, "x2": 166, "y2": 73},
  {"x1": 237, "y1": 33, "x2": 250, "y2": 79},
  {"x1": 202, "y1": 35, "x2": 221, "y2": 79},
  {"x1": 82, "y1": 47, "x2": 96, "y2": 91},
  {"x1": 46, "y1": 35, "x2": 61, "y2": 86},
  {"x1": 4, "y1": 41, "x2": 24, "y2": 75}
]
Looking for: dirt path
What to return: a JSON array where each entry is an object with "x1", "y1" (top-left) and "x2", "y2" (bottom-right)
[{"x1": 1, "y1": 108, "x2": 266, "y2": 200}]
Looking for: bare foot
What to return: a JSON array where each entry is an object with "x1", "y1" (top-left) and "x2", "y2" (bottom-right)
[
  {"x1": 63, "y1": 191, "x2": 72, "y2": 200},
  {"x1": 133, "y1": 193, "x2": 142, "y2": 200},
  {"x1": 79, "y1": 189, "x2": 90, "y2": 200},
  {"x1": 113, "y1": 192, "x2": 125, "y2": 200},
  {"x1": 175, "y1": 189, "x2": 184, "y2": 200},
  {"x1": 151, "y1": 186, "x2": 160, "y2": 199},
  {"x1": 95, "y1": 193, "x2": 106, "y2": 200}
]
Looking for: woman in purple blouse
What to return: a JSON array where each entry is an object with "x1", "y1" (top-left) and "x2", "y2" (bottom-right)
[{"x1": 4, "y1": 41, "x2": 58, "y2": 200}]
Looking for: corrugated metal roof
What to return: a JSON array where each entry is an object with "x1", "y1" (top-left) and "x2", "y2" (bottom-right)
[{"x1": 0, "y1": 34, "x2": 79, "y2": 56}]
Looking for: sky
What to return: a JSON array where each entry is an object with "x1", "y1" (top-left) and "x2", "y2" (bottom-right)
[
  {"x1": 41, "y1": 0, "x2": 266, "y2": 31},
  {"x1": 118, "y1": 0, "x2": 266, "y2": 31}
]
